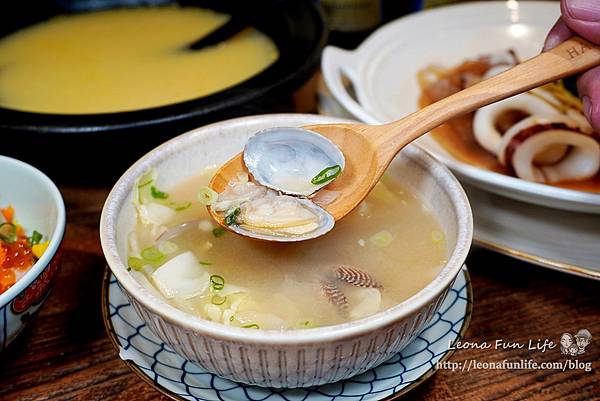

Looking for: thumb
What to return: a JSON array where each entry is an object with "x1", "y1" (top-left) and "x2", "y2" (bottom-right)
[
  {"x1": 561, "y1": 0, "x2": 600, "y2": 43},
  {"x1": 577, "y1": 67, "x2": 600, "y2": 131},
  {"x1": 544, "y1": 18, "x2": 573, "y2": 50}
]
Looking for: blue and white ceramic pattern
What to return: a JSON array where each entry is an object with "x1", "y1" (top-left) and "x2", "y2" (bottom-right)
[{"x1": 103, "y1": 267, "x2": 471, "y2": 400}]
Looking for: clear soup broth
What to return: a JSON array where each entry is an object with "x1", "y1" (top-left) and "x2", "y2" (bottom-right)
[{"x1": 128, "y1": 169, "x2": 448, "y2": 330}]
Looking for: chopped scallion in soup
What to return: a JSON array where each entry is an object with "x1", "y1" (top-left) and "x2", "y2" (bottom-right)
[{"x1": 127, "y1": 169, "x2": 448, "y2": 329}]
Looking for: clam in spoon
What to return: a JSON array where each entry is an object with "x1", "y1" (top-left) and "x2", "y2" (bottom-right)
[{"x1": 209, "y1": 37, "x2": 600, "y2": 242}]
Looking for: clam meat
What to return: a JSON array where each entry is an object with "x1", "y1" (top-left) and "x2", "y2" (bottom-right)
[
  {"x1": 212, "y1": 176, "x2": 334, "y2": 241},
  {"x1": 211, "y1": 127, "x2": 345, "y2": 241}
]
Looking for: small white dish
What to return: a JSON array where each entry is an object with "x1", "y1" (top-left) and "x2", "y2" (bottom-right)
[
  {"x1": 321, "y1": 1, "x2": 600, "y2": 214},
  {"x1": 102, "y1": 267, "x2": 472, "y2": 399}
]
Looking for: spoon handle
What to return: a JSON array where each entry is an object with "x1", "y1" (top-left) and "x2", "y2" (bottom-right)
[{"x1": 373, "y1": 37, "x2": 600, "y2": 159}]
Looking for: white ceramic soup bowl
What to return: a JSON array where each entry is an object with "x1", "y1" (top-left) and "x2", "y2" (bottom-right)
[
  {"x1": 0, "y1": 156, "x2": 66, "y2": 351},
  {"x1": 100, "y1": 114, "x2": 473, "y2": 388}
]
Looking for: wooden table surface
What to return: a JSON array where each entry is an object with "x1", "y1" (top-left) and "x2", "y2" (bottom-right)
[{"x1": 0, "y1": 186, "x2": 598, "y2": 401}]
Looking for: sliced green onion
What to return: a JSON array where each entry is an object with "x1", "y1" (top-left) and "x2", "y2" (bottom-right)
[
  {"x1": 199, "y1": 260, "x2": 213, "y2": 266},
  {"x1": 369, "y1": 230, "x2": 393, "y2": 248},
  {"x1": 136, "y1": 170, "x2": 156, "y2": 204},
  {"x1": 170, "y1": 201, "x2": 192, "y2": 212},
  {"x1": 157, "y1": 241, "x2": 178, "y2": 255},
  {"x1": 137, "y1": 170, "x2": 155, "y2": 188},
  {"x1": 212, "y1": 227, "x2": 226, "y2": 238},
  {"x1": 197, "y1": 186, "x2": 218, "y2": 205},
  {"x1": 297, "y1": 320, "x2": 317, "y2": 329},
  {"x1": 242, "y1": 323, "x2": 260, "y2": 329},
  {"x1": 127, "y1": 256, "x2": 145, "y2": 271},
  {"x1": 229, "y1": 315, "x2": 235, "y2": 322},
  {"x1": 224, "y1": 208, "x2": 241, "y2": 226},
  {"x1": 210, "y1": 274, "x2": 225, "y2": 291},
  {"x1": 141, "y1": 246, "x2": 165, "y2": 266},
  {"x1": 150, "y1": 185, "x2": 169, "y2": 199},
  {"x1": 311, "y1": 165, "x2": 342, "y2": 185},
  {"x1": 431, "y1": 230, "x2": 445, "y2": 243},
  {"x1": 211, "y1": 295, "x2": 226, "y2": 305},
  {"x1": 0, "y1": 223, "x2": 17, "y2": 243},
  {"x1": 29, "y1": 230, "x2": 43, "y2": 246}
]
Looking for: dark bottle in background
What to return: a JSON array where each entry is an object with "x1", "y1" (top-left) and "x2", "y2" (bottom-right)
[{"x1": 321, "y1": 0, "x2": 424, "y2": 49}]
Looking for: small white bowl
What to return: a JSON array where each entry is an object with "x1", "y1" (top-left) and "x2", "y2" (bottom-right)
[
  {"x1": 0, "y1": 156, "x2": 66, "y2": 351},
  {"x1": 100, "y1": 114, "x2": 472, "y2": 388}
]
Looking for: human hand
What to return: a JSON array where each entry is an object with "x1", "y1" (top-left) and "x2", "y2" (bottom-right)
[{"x1": 544, "y1": 0, "x2": 600, "y2": 130}]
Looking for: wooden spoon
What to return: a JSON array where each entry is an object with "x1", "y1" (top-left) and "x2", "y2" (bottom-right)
[{"x1": 209, "y1": 37, "x2": 600, "y2": 236}]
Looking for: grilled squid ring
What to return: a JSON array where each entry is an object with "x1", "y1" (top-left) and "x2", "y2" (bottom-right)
[
  {"x1": 473, "y1": 93, "x2": 557, "y2": 154},
  {"x1": 498, "y1": 115, "x2": 600, "y2": 183},
  {"x1": 565, "y1": 108, "x2": 594, "y2": 133}
]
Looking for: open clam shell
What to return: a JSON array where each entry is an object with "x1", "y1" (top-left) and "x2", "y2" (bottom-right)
[
  {"x1": 227, "y1": 198, "x2": 335, "y2": 242},
  {"x1": 243, "y1": 127, "x2": 345, "y2": 196}
]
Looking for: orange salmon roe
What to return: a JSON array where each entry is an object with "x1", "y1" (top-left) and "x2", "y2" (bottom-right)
[
  {"x1": 2, "y1": 238, "x2": 34, "y2": 271},
  {"x1": 0, "y1": 245, "x2": 6, "y2": 266},
  {"x1": 0, "y1": 268, "x2": 16, "y2": 293}
]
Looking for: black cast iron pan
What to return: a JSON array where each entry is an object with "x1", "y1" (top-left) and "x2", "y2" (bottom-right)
[{"x1": 0, "y1": 0, "x2": 327, "y2": 184}]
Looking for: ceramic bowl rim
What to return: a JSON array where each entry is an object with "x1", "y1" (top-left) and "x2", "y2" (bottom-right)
[
  {"x1": 0, "y1": 156, "x2": 66, "y2": 307},
  {"x1": 100, "y1": 113, "x2": 473, "y2": 344}
]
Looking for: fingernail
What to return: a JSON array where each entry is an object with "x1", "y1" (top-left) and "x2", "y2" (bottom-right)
[
  {"x1": 543, "y1": 35, "x2": 561, "y2": 51},
  {"x1": 565, "y1": 0, "x2": 600, "y2": 21},
  {"x1": 582, "y1": 95, "x2": 592, "y2": 119}
]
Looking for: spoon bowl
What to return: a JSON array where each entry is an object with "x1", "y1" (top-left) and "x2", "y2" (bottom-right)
[
  {"x1": 209, "y1": 37, "x2": 600, "y2": 241},
  {"x1": 207, "y1": 123, "x2": 377, "y2": 231}
]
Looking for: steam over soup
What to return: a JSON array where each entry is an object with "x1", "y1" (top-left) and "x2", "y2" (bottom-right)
[
  {"x1": 127, "y1": 169, "x2": 448, "y2": 330},
  {"x1": 0, "y1": 6, "x2": 278, "y2": 114}
]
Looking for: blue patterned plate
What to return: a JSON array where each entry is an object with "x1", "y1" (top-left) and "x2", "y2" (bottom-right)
[{"x1": 102, "y1": 267, "x2": 472, "y2": 401}]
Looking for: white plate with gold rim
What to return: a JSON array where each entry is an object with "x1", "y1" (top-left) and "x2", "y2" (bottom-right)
[
  {"x1": 321, "y1": 1, "x2": 600, "y2": 214},
  {"x1": 465, "y1": 184, "x2": 600, "y2": 280}
]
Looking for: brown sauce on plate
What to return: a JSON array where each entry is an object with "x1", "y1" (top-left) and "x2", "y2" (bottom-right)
[{"x1": 418, "y1": 60, "x2": 600, "y2": 193}]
